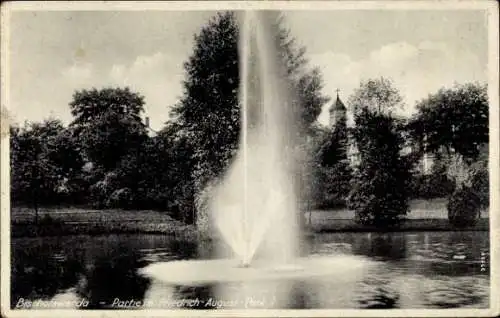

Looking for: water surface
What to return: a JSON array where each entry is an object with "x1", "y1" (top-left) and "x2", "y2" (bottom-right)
[{"x1": 11, "y1": 231, "x2": 489, "y2": 309}]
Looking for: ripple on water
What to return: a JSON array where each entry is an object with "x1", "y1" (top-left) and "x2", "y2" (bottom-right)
[{"x1": 421, "y1": 276, "x2": 490, "y2": 308}]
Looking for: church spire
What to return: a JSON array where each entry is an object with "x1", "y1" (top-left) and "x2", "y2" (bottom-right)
[
  {"x1": 329, "y1": 89, "x2": 346, "y2": 127},
  {"x1": 334, "y1": 89, "x2": 346, "y2": 111}
]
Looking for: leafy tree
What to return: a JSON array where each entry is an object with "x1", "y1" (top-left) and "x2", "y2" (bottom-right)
[
  {"x1": 315, "y1": 105, "x2": 351, "y2": 208},
  {"x1": 314, "y1": 162, "x2": 352, "y2": 209},
  {"x1": 408, "y1": 83, "x2": 488, "y2": 162},
  {"x1": 155, "y1": 124, "x2": 196, "y2": 223},
  {"x1": 9, "y1": 125, "x2": 21, "y2": 199},
  {"x1": 85, "y1": 119, "x2": 198, "y2": 221},
  {"x1": 447, "y1": 185, "x2": 481, "y2": 227},
  {"x1": 264, "y1": 13, "x2": 330, "y2": 130},
  {"x1": 471, "y1": 144, "x2": 489, "y2": 208},
  {"x1": 295, "y1": 124, "x2": 328, "y2": 223},
  {"x1": 407, "y1": 83, "x2": 488, "y2": 226},
  {"x1": 69, "y1": 87, "x2": 148, "y2": 170},
  {"x1": 67, "y1": 87, "x2": 149, "y2": 210},
  {"x1": 318, "y1": 119, "x2": 348, "y2": 167},
  {"x1": 409, "y1": 151, "x2": 456, "y2": 199},
  {"x1": 347, "y1": 80, "x2": 411, "y2": 227},
  {"x1": 170, "y1": 12, "x2": 240, "y2": 191},
  {"x1": 125, "y1": 136, "x2": 173, "y2": 210},
  {"x1": 48, "y1": 126, "x2": 88, "y2": 204},
  {"x1": 117, "y1": 123, "x2": 196, "y2": 221},
  {"x1": 443, "y1": 145, "x2": 488, "y2": 227},
  {"x1": 348, "y1": 77, "x2": 404, "y2": 115},
  {"x1": 170, "y1": 11, "x2": 329, "y2": 223},
  {"x1": 170, "y1": 11, "x2": 330, "y2": 182},
  {"x1": 10, "y1": 119, "x2": 83, "y2": 221}
]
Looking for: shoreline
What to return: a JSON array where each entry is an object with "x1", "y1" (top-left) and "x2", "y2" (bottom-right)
[
  {"x1": 11, "y1": 218, "x2": 489, "y2": 239},
  {"x1": 10, "y1": 204, "x2": 489, "y2": 239},
  {"x1": 311, "y1": 218, "x2": 489, "y2": 233},
  {"x1": 10, "y1": 220, "x2": 200, "y2": 239}
]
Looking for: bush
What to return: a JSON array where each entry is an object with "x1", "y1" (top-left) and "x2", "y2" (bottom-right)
[
  {"x1": 410, "y1": 173, "x2": 455, "y2": 199},
  {"x1": 470, "y1": 144, "x2": 489, "y2": 208},
  {"x1": 348, "y1": 171, "x2": 410, "y2": 227},
  {"x1": 447, "y1": 185, "x2": 481, "y2": 227},
  {"x1": 471, "y1": 168, "x2": 489, "y2": 208}
]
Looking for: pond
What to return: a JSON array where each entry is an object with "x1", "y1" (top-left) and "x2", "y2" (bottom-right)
[{"x1": 11, "y1": 231, "x2": 489, "y2": 309}]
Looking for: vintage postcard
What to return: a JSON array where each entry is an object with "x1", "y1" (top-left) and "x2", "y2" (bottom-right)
[{"x1": 1, "y1": 1, "x2": 499, "y2": 317}]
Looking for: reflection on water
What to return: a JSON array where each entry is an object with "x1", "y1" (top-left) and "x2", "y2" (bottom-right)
[
  {"x1": 75, "y1": 249, "x2": 150, "y2": 309},
  {"x1": 11, "y1": 243, "x2": 83, "y2": 307},
  {"x1": 11, "y1": 231, "x2": 489, "y2": 309}
]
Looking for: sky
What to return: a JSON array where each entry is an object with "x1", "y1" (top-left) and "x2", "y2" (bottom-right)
[{"x1": 8, "y1": 8, "x2": 488, "y2": 130}]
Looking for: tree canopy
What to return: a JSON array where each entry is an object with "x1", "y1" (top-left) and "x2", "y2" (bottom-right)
[
  {"x1": 9, "y1": 11, "x2": 489, "y2": 230},
  {"x1": 348, "y1": 77, "x2": 404, "y2": 116},
  {"x1": 10, "y1": 119, "x2": 84, "y2": 215},
  {"x1": 170, "y1": 11, "x2": 329, "y2": 190},
  {"x1": 347, "y1": 79, "x2": 411, "y2": 226},
  {"x1": 408, "y1": 83, "x2": 488, "y2": 161},
  {"x1": 70, "y1": 87, "x2": 148, "y2": 170}
]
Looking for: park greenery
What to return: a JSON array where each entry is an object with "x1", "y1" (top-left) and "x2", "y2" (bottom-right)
[
  {"x1": 10, "y1": 12, "x2": 489, "y2": 229},
  {"x1": 347, "y1": 79, "x2": 413, "y2": 227}
]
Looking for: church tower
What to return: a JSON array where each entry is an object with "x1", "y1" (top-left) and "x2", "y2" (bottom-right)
[{"x1": 329, "y1": 90, "x2": 346, "y2": 128}]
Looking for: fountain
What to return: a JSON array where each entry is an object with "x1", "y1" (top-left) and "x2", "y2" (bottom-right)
[
  {"x1": 139, "y1": 11, "x2": 371, "y2": 308},
  {"x1": 211, "y1": 9, "x2": 301, "y2": 268}
]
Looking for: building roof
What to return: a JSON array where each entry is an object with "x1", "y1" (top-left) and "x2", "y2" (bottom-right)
[{"x1": 329, "y1": 92, "x2": 346, "y2": 113}]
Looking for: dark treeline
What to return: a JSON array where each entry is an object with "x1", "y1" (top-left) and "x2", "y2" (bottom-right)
[{"x1": 10, "y1": 12, "x2": 489, "y2": 228}]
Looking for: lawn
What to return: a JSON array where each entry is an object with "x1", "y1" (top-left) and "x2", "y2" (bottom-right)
[
  {"x1": 307, "y1": 198, "x2": 489, "y2": 232},
  {"x1": 11, "y1": 206, "x2": 177, "y2": 224},
  {"x1": 308, "y1": 198, "x2": 488, "y2": 223},
  {"x1": 10, "y1": 206, "x2": 197, "y2": 238},
  {"x1": 10, "y1": 198, "x2": 489, "y2": 237}
]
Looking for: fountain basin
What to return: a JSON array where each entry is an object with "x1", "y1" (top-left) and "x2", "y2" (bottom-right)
[{"x1": 139, "y1": 255, "x2": 372, "y2": 285}]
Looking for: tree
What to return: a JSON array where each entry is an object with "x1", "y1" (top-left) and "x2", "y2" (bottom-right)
[
  {"x1": 68, "y1": 87, "x2": 149, "y2": 210},
  {"x1": 315, "y1": 105, "x2": 351, "y2": 208},
  {"x1": 471, "y1": 144, "x2": 489, "y2": 208},
  {"x1": 408, "y1": 83, "x2": 488, "y2": 162},
  {"x1": 169, "y1": 11, "x2": 329, "y2": 223},
  {"x1": 408, "y1": 83, "x2": 489, "y2": 226},
  {"x1": 125, "y1": 123, "x2": 196, "y2": 221},
  {"x1": 10, "y1": 119, "x2": 83, "y2": 221},
  {"x1": 155, "y1": 123, "x2": 197, "y2": 223},
  {"x1": 47, "y1": 126, "x2": 88, "y2": 204},
  {"x1": 318, "y1": 116, "x2": 348, "y2": 167},
  {"x1": 69, "y1": 87, "x2": 148, "y2": 171},
  {"x1": 347, "y1": 80, "x2": 411, "y2": 227},
  {"x1": 409, "y1": 152, "x2": 456, "y2": 200},
  {"x1": 447, "y1": 184, "x2": 482, "y2": 227},
  {"x1": 348, "y1": 77, "x2": 404, "y2": 116},
  {"x1": 170, "y1": 12, "x2": 240, "y2": 191}
]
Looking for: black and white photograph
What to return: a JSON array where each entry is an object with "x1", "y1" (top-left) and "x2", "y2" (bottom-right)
[{"x1": 1, "y1": 1, "x2": 498, "y2": 317}]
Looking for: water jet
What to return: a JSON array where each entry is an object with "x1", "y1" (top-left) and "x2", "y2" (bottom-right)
[{"x1": 139, "y1": 11, "x2": 371, "y2": 307}]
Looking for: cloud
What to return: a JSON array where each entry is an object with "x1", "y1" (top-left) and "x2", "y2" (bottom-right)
[
  {"x1": 61, "y1": 63, "x2": 94, "y2": 83},
  {"x1": 107, "y1": 52, "x2": 185, "y2": 129},
  {"x1": 369, "y1": 42, "x2": 419, "y2": 68},
  {"x1": 11, "y1": 39, "x2": 486, "y2": 134},
  {"x1": 11, "y1": 52, "x2": 186, "y2": 130},
  {"x1": 311, "y1": 41, "x2": 486, "y2": 126}
]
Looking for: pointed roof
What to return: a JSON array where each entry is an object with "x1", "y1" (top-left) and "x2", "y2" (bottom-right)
[{"x1": 329, "y1": 90, "x2": 346, "y2": 113}]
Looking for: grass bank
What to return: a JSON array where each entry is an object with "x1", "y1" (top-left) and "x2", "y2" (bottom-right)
[
  {"x1": 11, "y1": 207, "x2": 198, "y2": 239},
  {"x1": 307, "y1": 198, "x2": 489, "y2": 232},
  {"x1": 11, "y1": 199, "x2": 489, "y2": 238}
]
